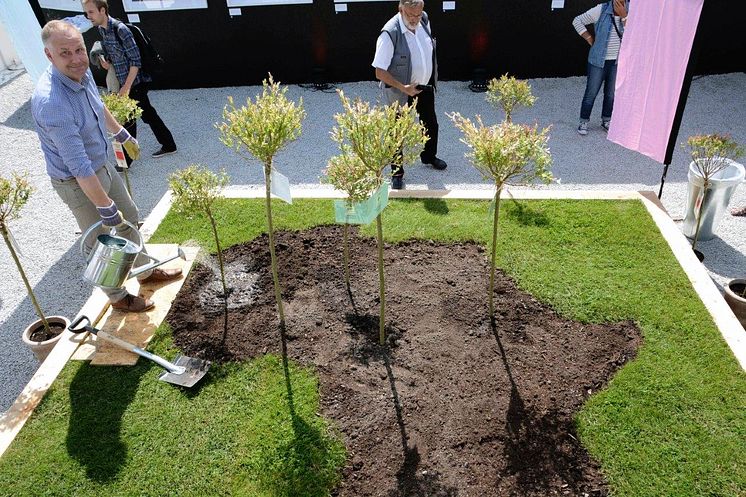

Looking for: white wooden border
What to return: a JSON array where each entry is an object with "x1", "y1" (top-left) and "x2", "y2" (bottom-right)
[{"x1": 2, "y1": 188, "x2": 743, "y2": 459}]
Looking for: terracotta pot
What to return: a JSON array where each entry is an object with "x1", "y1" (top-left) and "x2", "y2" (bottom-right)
[
  {"x1": 724, "y1": 279, "x2": 746, "y2": 329},
  {"x1": 22, "y1": 315, "x2": 69, "y2": 363}
]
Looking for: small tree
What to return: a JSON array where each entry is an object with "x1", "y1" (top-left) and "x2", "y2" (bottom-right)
[
  {"x1": 101, "y1": 92, "x2": 143, "y2": 194},
  {"x1": 324, "y1": 152, "x2": 379, "y2": 290},
  {"x1": 449, "y1": 115, "x2": 552, "y2": 320},
  {"x1": 216, "y1": 75, "x2": 305, "y2": 328},
  {"x1": 169, "y1": 165, "x2": 230, "y2": 297},
  {"x1": 686, "y1": 134, "x2": 744, "y2": 252},
  {"x1": 0, "y1": 172, "x2": 51, "y2": 334},
  {"x1": 486, "y1": 74, "x2": 536, "y2": 123},
  {"x1": 330, "y1": 91, "x2": 427, "y2": 345}
]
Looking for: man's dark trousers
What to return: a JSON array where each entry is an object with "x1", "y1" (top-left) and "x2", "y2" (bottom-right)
[
  {"x1": 392, "y1": 86, "x2": 438, "y2": 177},
  {"x1": 123, "y1": 82, "x2": 176, "y2": 165}
]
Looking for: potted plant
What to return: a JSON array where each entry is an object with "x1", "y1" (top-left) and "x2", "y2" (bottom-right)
[
  {"x1": 0, "y1": 172, "x2": 68, "y2": 362},
  {"x1": 681, "y1": 134, "x2": 744, "y2": 260},
  {"x1": 328, "y1": 90, "x2": 426, "y2": 345},
  {"x1": 216, "y1": 74, "x2": 305, "y2": 330},
  {"x1": 723, "y1": 279, "x2": 746, "y2": 329},
  {"x1": 101, "y1": 92, "x2": 143, "y2": 196},
  {"x1": 449, "y1": 75, "x2": 552, "y2": 321}
]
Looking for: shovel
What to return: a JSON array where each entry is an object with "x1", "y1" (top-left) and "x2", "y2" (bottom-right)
[{"x1": 68, "y1": 315, "x2": 211, "y2": 388}]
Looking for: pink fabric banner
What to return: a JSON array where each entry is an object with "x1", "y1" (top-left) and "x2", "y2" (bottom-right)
[{"x1": 607, "y1": 0, "x2": 704, "y2": 163}]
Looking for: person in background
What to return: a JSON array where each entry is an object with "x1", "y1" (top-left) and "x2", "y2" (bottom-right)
[
  {"x1": 372, "y1": 0, "x2": 447, "y2": 190},
  {"x1": 573, "y1": 0, "x2": 629, "y2": 136},
  {"x1": 31, "y1": 20, "x2": 181, "y2": 312},
  {"x1": 82, "y1": 0, "x2": 177, "y2": 160}
]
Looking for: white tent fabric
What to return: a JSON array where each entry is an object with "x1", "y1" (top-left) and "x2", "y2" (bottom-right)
[
  {"x1": 0, "y1": 2, "x2": 48, "y2": 86},
  {"x1": 607, "y1": 0, "x2": 704, "y2": 164}
]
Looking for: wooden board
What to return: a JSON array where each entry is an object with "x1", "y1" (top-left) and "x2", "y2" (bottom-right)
[{"x1": 89, "y1": 245, "x2": 199, "y2": 366}]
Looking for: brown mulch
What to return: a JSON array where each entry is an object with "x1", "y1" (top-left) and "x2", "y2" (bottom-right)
[{"x1": 166, "y1": 225, "x2": 641, "y2": 497}]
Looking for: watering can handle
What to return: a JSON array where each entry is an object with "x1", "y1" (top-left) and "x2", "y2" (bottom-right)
[{"x1": 79, "y1": 219, "x2": 142, "y2": 258}]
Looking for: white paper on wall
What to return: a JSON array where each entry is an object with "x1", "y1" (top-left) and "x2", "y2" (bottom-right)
[
  {"x1": 127, "y1": 13, "x2": 141, "y2": 23},
  {"x1": 443, "y1": 1, "x2": 456, "y2": 11},
  {"x1": 551, "y1": 0, "x2": 565, "y2": 9},
  {"x1": 229, "y1": 8, "x2": 242, "y2": 15}
]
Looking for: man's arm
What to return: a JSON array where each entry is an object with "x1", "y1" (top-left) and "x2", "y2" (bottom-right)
[
  {"x1": 76, "y1": 174, "x2": 113, "y2": 208},
  {"x1": 119, "y1": 66, "x2": 138, "y2": 96},
  {"x1": 375, "y1": 68, "x2": 421, "y2": 97},
  {"x1": 372, "y1": 32, "x2": 421, "y2": 97},
  {"x1": 115, "y1": 24, "x2": 142, "y2": 96},
  {"x1": 572, "y1": 4, "x2": 603, "y2": 45}
]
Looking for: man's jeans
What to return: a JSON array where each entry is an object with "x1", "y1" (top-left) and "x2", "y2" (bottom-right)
[{"x1": 580, "y1": 60, "x2": 617, "y2": 122}]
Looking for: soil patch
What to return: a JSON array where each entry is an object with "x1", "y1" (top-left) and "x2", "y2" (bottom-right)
[{"x1": 167, "y1": 225, "x2": 641, "y2": 496}]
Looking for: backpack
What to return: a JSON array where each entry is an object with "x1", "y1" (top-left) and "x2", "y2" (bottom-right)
[{"x1": 112, "y1": 20, "x2": 164, "y2": 77}]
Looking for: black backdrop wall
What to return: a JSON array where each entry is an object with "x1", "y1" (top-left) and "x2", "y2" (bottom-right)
[{"x1": 33, "y1": 0, "x2": 745, "y2": 90}]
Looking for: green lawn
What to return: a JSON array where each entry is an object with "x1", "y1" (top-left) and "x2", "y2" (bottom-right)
[{"x1": 0, "y1": 198, "x2": 743, "y2": 496}]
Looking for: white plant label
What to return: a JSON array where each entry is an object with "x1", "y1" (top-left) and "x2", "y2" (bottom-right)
[
  {"x1": 7, "y1": 228, "x2": 24, "y2": 259},
  {"x1": 112, "y1": 141, "x2": 128, "y2": 170},
  {"x1": 268, "y1": 169, "x2": 293, "y2": 204}
]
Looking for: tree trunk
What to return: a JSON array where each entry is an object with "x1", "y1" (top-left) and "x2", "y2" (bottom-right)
[
  {"x1": 488, "y1": 185, "x2": 503, "y2": 319},
  {"x1": 343, "y1": 222, "x2": 351, "y2": 290},
  {"x1": 376, "y1": 213, "x2": 386, "y2": 345},
  {"x1": 1, "y1": 225, "x2": 51, "y2": 334},
  {"x1": 208, "y1": 208, "x2": 228, "y2": 298},
  {"x1": 264, "y1": 162, "x2": 286, "y2": 326},
  {"x1": 691, "y1": 179, "x2": 708, "y2": 253}
]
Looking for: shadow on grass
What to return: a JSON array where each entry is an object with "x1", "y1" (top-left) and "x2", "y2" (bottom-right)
[
  {"x1": 423, "y1": 199, "x2": 450, "y2": 216},
  {"x1": 490, "y1": 318, "x2": 592, "y2": 493},
  {"x1": 247, "y1": 323, "x2": 344, "y2": 497},
  {"x1": 66, "y1": 362, "x2": 147, "y2": 482},
  {"x1": 505, "y1": 198, "x2": 550, "y2": 227}
]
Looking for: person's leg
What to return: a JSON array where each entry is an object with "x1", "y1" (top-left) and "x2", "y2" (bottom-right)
[
  {"x1": 580, "y1": 61, "x2": 604, "y2": 122},
  {"x1": 601, "y1": 60, "x2": 618, "y2": 124},
  {"x1": 129, "y1": 83, "x2": 176, "y2": 151},
  {"x1": 50, "y1": 169, "x2": 128, "y2": 303},
  {"x1": 416, "y1": 87, "x2": 439, "y2": 161}
]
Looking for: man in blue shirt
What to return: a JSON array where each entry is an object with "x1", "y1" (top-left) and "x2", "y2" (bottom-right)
[
  {"x1": 83, "y1": 0, "x2": 177, "y2": 161},
  {"x1": 32, "y1": 20, "x2": 181, "y2": 312}
]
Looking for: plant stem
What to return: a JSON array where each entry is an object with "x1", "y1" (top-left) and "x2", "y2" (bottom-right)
[
  {"x1": 208, "y1": 208, "x2": 228, "y2": 298},
  {"x1": 376, "y1": 213, "x2": 386, "y2": 345},
  {"x1": 691, "y1": 179, "x2": 708, "y2": 253},
  {"x1": 1, "y1": 225, "x2": 51, "y2": 334},
  {"x1": 488, "y1": 186, "x2": 502, "y2": 319},
  {"x1": 343, "y1": 222, "x2": 350, "y2": 290},
  {"x1": 264, "y1": 162, "x2": 286, "y2": 326}
]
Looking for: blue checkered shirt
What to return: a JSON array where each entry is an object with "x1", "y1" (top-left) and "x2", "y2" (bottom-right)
[
  {"x1": 31, "y1": 66, "x2": 111, "y2": 180},
  {"x1": 98, "y1": 17, "x2": 150, "y2": 87}
]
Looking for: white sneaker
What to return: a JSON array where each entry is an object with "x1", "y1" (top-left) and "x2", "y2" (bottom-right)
[
  {"x1": 601, "y1": 120, "x2": 611, "y2": 132},
  {"x1": 577, "y1": 121, "x2": 589, "y2": 136}
]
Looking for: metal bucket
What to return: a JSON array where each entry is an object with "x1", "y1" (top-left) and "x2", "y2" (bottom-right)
[
  {"x1": 682, "y1": 159, "x2": 745, "y2": 241},
  {"x1": 81, "y1": 220, "x2": 143, "y2": 289}
]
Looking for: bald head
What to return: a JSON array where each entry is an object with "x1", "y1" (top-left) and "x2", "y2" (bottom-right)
[{"x1": 41, "y1": 20, "x2": 89, "y2": 83}]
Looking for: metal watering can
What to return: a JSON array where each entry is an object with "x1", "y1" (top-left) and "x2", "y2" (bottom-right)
[{"x1": 81, "y1": 220, "x2": 185, "y2": 289}]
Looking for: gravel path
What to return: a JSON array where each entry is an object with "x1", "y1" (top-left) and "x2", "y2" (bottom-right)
[{"x1": 1, "y1": 71, "x2": 744, "y2": 412}]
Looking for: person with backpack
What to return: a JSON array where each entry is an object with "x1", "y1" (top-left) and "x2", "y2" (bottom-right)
[
  {"x1": 572, "y1": 0, "x2": 629, "y2": 136},
  {"x1": 83, "y1": 0, "x2": 177, "y2": 160}
]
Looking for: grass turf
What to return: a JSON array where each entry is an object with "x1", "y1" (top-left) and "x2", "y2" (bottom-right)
[{"x1": 0, "y1": 198, "x2": 743, "y2": 496}]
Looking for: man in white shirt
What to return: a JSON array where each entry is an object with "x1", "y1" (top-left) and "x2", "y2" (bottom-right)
[{"x1": 372, "y1": 0, "x2": 447, "y2": 190}]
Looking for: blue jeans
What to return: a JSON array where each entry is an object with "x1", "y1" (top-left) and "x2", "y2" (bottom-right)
[{"x1": 580, "y1": 60, "x2": 617, "y2": 122}]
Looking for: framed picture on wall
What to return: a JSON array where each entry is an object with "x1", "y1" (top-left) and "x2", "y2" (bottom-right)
[
  {"x1": 123, "y1": 0, "x2": 209, "y2": 12},
  {"x1": 38, "y1": 0, "x2": 83, "y2": 11},
  {"x1": 226, "y1": 0, "x2": 312, "y2": 6}
]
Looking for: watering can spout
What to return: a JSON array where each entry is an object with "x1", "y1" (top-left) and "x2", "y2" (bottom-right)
[{"x1": 128, "y1": 247, "x2": 186, "y2": 280}]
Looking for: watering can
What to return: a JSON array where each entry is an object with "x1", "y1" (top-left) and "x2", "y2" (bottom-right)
[{"x1": 81, "y1": 220, "x2": 185, "y2": 289}]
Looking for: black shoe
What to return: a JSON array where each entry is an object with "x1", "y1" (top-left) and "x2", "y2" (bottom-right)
[
  {"x1": 391, "y1": 176, "x2": 404, "y2": 190},
  {"x1": 152, "y1": 146, "x2": 177, "y2": 158},
  {"x1": 422, "y1": 156, "x2": 447, "y2": 170}
]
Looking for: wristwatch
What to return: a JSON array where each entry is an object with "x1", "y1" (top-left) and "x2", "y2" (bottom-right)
[{"x1": 621, "y1": 16, "x2": 628, "y2": 22}]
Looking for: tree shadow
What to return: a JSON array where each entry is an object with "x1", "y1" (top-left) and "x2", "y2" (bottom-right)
[
  {"x1": 65, "y1": 360, "x2": 146, "y2": 482},
  {"x1": 343, "y1": 312, "x2": 399, "y2": 366},
  {"x1": 382, "y1": 350, "x2": 458, "y2": 497},
  {"x1": 423, "y1": 198, "x2": 450, "y2": 216},
  {"x1": 490, "y1": 318, "x2": 592, "y2": 494},
  {"x1": 504, "y1": 198, "x2": 550, "y2": 227}
]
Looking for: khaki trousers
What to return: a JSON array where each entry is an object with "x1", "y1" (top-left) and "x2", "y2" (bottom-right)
[{"x1": 51, "y1": 162, "x2": 151, "y2": 302}]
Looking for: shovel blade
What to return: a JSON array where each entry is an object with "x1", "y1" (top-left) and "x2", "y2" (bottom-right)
[{"x1": 158, "y1": 355, "x2": 211, "y2": 388}]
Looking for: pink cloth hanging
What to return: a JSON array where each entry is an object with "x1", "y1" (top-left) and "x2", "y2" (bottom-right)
[{"x1": 607, "y1": 0, "x2": 704, "y2": 163}]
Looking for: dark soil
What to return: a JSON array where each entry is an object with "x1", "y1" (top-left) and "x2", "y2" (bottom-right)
[
  {"x1": 29, "y1": 322, "x2": 65, "y2": 342},
  {"x1": 167, "y1": 225, "x2": 641, "y2": 496}
]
